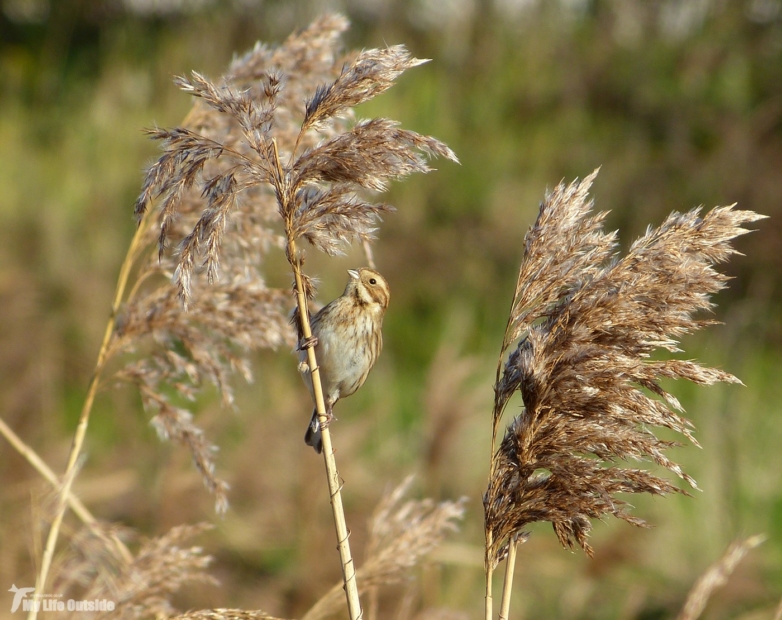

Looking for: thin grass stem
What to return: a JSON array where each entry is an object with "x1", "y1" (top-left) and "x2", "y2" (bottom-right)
[
  {"x1": 677, "y1": 534, "x2": 765, "y2": 620},
  {"x1": 28, "y1": 211, "x2": 152, "y2": 619},
  {"x1": 0, "y1": 417, "x2": 133, "y2": 563},
  {"x1": 498, "y1": 538, "x2": 517, "y2": 620},
  {"x1": 367, "y1": 586, "x2": 378, "y2": 620},
  {"x1": 362, "y1": 238, "x2": 376, "y2": 270},
  {"x1": 275, "y1": 135, "x2": 361, "y2": 619},
  {"x1": 485, "y1": 557, "x2": 493, "y2": 620}
]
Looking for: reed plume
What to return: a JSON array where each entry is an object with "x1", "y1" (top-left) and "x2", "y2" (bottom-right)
[
  {"x1": 119, "y1": 13, "x2": 456, "y2": 510},
  {"x1": 5, "y1": 15, "x2": 457, "y2": 619},
  {"x1": 677, "y1": 534, "x2": 765, "y2": 620},
  {"x1": 172, "y1": 612, "x2": 282, "y2": 620},
  {"x1": 135, "y1": 15, "x2": 456, "y2": 307},
  {"x1": 301, "y1": 476, "x2": 465, "y2": 620},
  {"x1": 151, "y1": 478, "x2": 463, "y2": 620},
  {"x1": 483, "y1": 169, "x2": 764, "y2": 618},
  {"x1": 134, "y1": 13, "x2": 456, "y2": 619},
  {"x1": 54, "y1": 523, "x2": 216, "y2": 620}
]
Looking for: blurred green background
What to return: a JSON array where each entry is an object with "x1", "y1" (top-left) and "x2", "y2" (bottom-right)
[{"x1": 1, "y1": 0, "x2": 781, "y2": 618}]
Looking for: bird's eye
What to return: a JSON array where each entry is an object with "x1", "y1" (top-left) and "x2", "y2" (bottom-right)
[{"x1": 369, "y1": 278, "x2": 377, "y2": 285}]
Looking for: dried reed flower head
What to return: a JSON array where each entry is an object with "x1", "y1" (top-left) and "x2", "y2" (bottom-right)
[
  {"x1": 677, "y1": 534, "x2": 765, "y2": 620},
  {"x1": 134, "y1": 13, "x2": 457, "y2": 307},
  {"x1": 121, "y1": 14, "x2": 456, "y2": 511},
  {"x1": 362, "y1": 476, "x2": 466, "y2": 587},
  {"x1": 171, "y1": 611, "x2": 283, "y2": 620},
  {"x1": 54, "y1": 523, "x2": 215, "y2": 620},
  {"x1": 484, "y1": 169, "x2": 765, "y2": 566},
  {"x1": 112, "y1": 275, "x2": 291, "y2": 512},
  {"x1": 301, "y1": 476, "x2": 466, "y2": 620},
  {"x1": 53, "y1": 521, "x2": 130, "y2": 597}
]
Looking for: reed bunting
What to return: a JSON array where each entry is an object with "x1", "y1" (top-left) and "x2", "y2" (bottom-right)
[{"x1": 296, "y1": 268, "x2": 390, "y2": 453}]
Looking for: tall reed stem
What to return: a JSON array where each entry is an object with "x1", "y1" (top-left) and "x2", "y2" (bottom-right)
[
  {"x1": 28, "y1": 213, "x2": 151, "y2": 620},
  {"x1": 289, "y1": 239, "x2": 362, "y2": 620},
  {"x1": 485, "y1": 360, "x2": 504, "y2": 620},
  {"x1": 498, "y1": 539, "x2": 518, "y2": 620},
  {"x1": 485, "y1": 551, "x2": 494, "y2": 620}
]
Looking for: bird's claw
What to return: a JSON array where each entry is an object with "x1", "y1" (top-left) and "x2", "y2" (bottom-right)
[
  {"x1": 298, "y1": 335, "x2": 319, "y2": 351},
  {"x1": 320, "y1": 411, "x2": 337, "y2": 430}
]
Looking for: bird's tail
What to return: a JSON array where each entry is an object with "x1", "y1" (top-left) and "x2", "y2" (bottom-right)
[{"x1": 304, "y1": 408, "x2": 323, "y2": 453}]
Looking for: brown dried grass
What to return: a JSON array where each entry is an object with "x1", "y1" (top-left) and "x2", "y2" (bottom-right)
[
  {"x1": 53, "y1": 523, "x2": 215, "y2": 620},
  {"x1": 483, "y1": 169, "x2": 765, "y2": 616},
  {"x1": 301, "y1": 476, "x2": 465, "y2": 620},
  {"x1": 677, "y1": 534, "x2": 765, "y2": 620}
]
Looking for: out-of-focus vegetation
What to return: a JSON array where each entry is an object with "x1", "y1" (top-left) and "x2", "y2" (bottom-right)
[{"x1": 1, "y1": 1, "x2": 781, "y2": 618}]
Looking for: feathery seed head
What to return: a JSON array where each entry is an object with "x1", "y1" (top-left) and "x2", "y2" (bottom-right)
[
  {"x1": 484, "y1": 169, "x2": 765, "y2": 566},
  {"x1": 137, "y1": 15, "x2": 456, "y2": 303},
  {"x1": 124, "y1": 14, "x2": 455, "y2": 509}
]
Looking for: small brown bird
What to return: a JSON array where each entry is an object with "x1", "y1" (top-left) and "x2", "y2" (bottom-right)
[{"x1": 297, "y1": 268, "x2": 390, "y2": 453}]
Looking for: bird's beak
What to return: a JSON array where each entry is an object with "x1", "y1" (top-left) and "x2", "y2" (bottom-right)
[{"x1": 347, "y1": 269, "x2": 360, "y2": 280}]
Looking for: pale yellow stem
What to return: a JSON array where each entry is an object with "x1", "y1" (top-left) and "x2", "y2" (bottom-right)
[
  {"x1": 498, "y1": 539, "x2": 518, "y2": 620},
  {"x1": 361, "y1": 238, "x2": 376, "y2": 270},
  {"x1": 273, "y1": 135, "x2": 361, "y2": 620},
  {"x1": 485, "y1": 564, "x2": 493, "y2": 620},
  {"x1": 367, "y1": 586, "x2": 378, "y2": 620},
  {"x1": 290, "y1": 242, "x2": 362, "y2": 620},
  {"x1": 28, "y1": 212, "x2": 151, "y2": 620}
]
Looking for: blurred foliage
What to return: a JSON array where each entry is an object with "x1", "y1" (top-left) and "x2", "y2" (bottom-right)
[{"x1": 1, "y1": 0, "x2": 781, "y2": 618}]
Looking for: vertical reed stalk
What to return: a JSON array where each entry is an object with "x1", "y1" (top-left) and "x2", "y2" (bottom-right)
[
  {"x1": 485, "y1": 339, "x2": 507, "y2": 620},
  {"x1": 362, "y1": 238, "x2": 377, "y2": 270},
  {"x1": 273, "y1": 104, "x2": 363, "y2": 619},
  {"x1": 288, "y1": 243, "x2": 361, "y2": 619},
  {"x1": 367, "y1": 587, "x2": 379, "y2": 620},
  {"x1": 498, "y1": 539, "x2": 517, "y2": 620},
  {"x1": 485, "y1": 552, "x2": 493, "y2": 620}
]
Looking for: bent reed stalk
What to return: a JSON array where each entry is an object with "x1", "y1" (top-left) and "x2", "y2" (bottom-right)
[
  {"x1": 286, "y1": 222, "x2": 361, "y2": 615},
  {"x1": 0, "y1": 417, "x2": 133, "y2": 563},
  {"x1": 26, "y1": 211, "x2": 152, "y2": 620}
]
